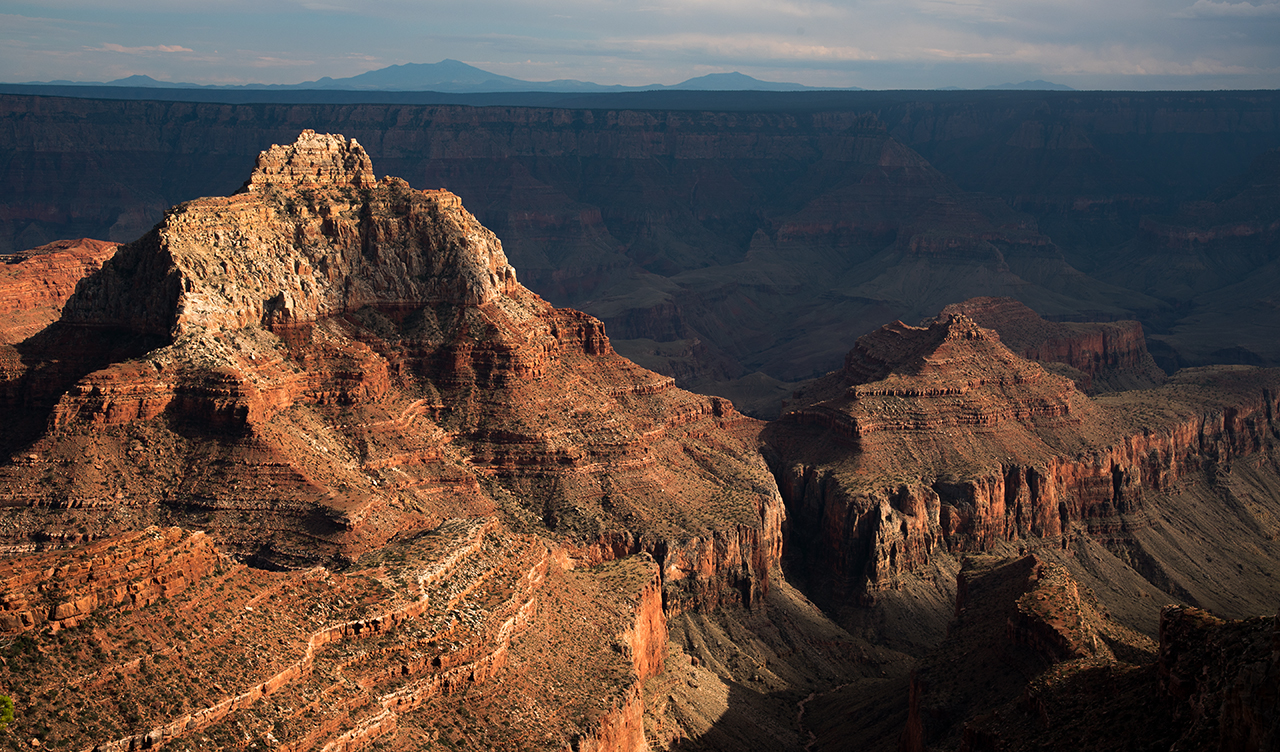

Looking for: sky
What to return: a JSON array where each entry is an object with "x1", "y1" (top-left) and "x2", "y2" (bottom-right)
[{"x1": 3, "y1": 0, "x2": 1279, "y2": 90}]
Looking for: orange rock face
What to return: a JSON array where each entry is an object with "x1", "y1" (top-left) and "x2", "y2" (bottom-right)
[
  {"x1": 0, "y1": 514, "x2": 668, "y2": 751},
  {"x1": 940, "y1": 296, "x2": 1166, "y2": 393},
  {"x1": 0, "y1": 526, "x2": 223, "y2": 633},
  {"x1": 0, "y1": 130, "x2": 790, "y2": 751},
  {"x1": 0, "y1": 130, "x2": 783, "y2": 600},
  {"x1": 766, "y1": 311, "x2": 1280, "y2": 606},
  {"x1": 0, "y1": 238, "x2": 118, "y2": 344}
]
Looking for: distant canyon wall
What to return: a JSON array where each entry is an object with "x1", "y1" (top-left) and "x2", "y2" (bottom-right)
[
  {"x1": 5, "y1": 92, "x2": 1280, "y2": 382},
  {"x1": 6, "y1": 90, "x2": 1279, "y2": 253}
]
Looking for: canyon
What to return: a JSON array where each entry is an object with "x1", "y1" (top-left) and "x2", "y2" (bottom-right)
[
  {"x1": 3, "y1": 90, "x2": 1278, "y2": 402},
  {"x1": 0, "y1": 120, "x2": 1277, "y2": 751}
]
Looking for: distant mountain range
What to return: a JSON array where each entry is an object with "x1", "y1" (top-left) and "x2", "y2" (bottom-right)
[
  {"x1": 24, "y1": 60, "x2": 866, "y2": 93},
  {"x1": 22, "y1": 62, "x2": 1078, "y2": 93}
]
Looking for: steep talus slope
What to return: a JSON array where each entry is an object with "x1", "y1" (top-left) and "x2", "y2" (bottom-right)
[
  {"x1": 764, "y1": 311, "x2": 1280, "y2": 653},
  {"x1": 0, "y1": 130, "x2": 830, "y2": 751}
]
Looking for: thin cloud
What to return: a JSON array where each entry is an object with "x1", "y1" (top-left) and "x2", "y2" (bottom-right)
[
  {"x1": 0, "y1": 13, "x2": 112, "y2": 29},
  {"x1": 252, "y1": 56, "x2": 317, "y2": 67},
  {"x1": 623, "y1": 33, "x2": 877, "y2": 62},
  {"x1": 651, "y1": 0, "x2": 845, "y2": 18},
  {"x1": 914, "y1": 0, "x2": 1015, "y2": 24},
  {"x1": 296, "y1": 2, "x2": 356, "y2": 11},
  {"x1": 93, "y1": 43, "x2": 194, "y2": 53},
  {"x1": 996, "y1": 42, "x2": 1263, "y2": 76},
  {"x1": 1174, "y1": 0, "x2": 1280, "y2": 16}
]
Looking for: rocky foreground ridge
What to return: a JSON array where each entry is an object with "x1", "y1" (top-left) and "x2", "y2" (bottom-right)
[{"x1": 0, "y1": 131, "x2": 813, "y2": 751}]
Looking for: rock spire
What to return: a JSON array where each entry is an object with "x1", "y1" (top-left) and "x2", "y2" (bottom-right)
[{"x1": 242, "y1": 129, "x2": 376, "y2": 191}]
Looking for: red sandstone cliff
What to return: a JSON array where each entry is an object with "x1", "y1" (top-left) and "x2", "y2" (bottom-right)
[
  {"x1": 0, "y1": 515, "x2": 675, "y2": 751},
  {"x1": 0, "y1": 238, "x2": 118, "y2": 344},
  {"x1": 766, "y1": 312, "x2": 1280, "y2": 617},
  {"x1": 0, "y1": 130, "x2": 794, "y2": 751},
  {"x1": 0, "y1": 131, "x2": 784, "y2": 612},
  {"x1": 940, "y1": 296, "x2": 1165, "y2": 393}
]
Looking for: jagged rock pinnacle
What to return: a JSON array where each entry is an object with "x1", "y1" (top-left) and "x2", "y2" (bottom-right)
[{"x1": 243, "y1": 129, "x2": 376, "y2": 191}]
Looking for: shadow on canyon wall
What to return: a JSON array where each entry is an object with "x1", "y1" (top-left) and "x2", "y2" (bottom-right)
[{"x1": 3, "y1": 90, "x2": 1279, "y2": 399}]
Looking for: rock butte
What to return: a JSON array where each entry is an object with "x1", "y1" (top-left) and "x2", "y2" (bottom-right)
[
  {"x1": 0, "y1": 130, "x2": 1278, "y2": 750},
  {"x1": 901, "y1": 555, "x2": 1280, "y2": 751},
  {"x1": 0, "y1": 130, "x2": 791, "y2": 751},
  {"x1": 938, "y1": 296, "x2": 1167, "y2": 394},
  {"x1": 767, "y1": 309, "x2": 1280, "y2": 641}
]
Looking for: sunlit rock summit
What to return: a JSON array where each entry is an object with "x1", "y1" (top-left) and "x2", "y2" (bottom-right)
[{"x1": 0, "y1": 131, "x2": 797, "y2": 750}]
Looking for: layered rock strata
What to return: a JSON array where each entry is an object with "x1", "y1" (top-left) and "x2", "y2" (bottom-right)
[
  {"x1": 766, "y1": 312, "x2": 1280, "y2": 610},
  {"x1": 0, "y1": 516, "x2": 672, "y2": 751},
  {"x1": 939, "y1": 296, "x2": 1166, "y2": 393},
  {"x1": 903, "y1": 555, "x2": 1280, "y2": 751},
  {"x1": 0, "y1": 526, "x2": 223, "y2": 633},
  {"x1": 0, "y1": 238, "x2": 118, "y2": 344},
  {"x1": 0, "y1": 130, "x2": 782, "y2": 600},
  {"x1": 902, "y1": 554, "x2": 1158, "y2": 752},
  {"x1": 0, "y1": 131, "x2": 787, "y2": 749},
  {"x1": 1, "y1": 92, "x2": 1176, "y2": 397}
]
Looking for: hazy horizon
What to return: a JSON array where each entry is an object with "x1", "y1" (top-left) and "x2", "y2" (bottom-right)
[{"x1": 4, "y1": 0, "x2": 1280, "y2": 91}]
